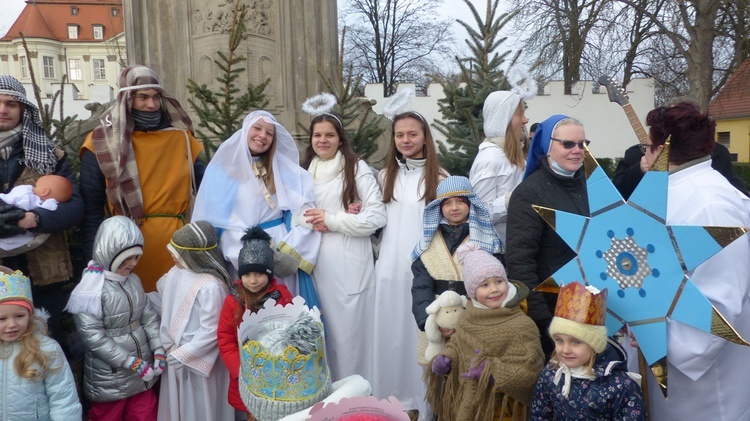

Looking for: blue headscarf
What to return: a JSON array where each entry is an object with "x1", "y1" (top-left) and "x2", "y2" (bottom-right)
[{"x1": 522, "y1": 114, "x2": 569, "y2": 179}]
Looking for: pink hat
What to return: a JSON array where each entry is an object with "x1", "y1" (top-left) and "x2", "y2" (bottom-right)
[{"x1": 456, "y1": 242, "x2": 507, "y2": 299}]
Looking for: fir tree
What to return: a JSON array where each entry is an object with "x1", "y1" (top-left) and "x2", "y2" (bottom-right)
[
  {"x1": 434, "y1": 0, "x2": 519, "y2": 176},
  {"x1": 301, "y1": 27, "x2": 383, "y2": 160},
  {"x1": 187, "y1": 0, "x2": 269, "y2": 161}
]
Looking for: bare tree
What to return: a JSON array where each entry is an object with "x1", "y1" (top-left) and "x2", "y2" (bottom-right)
[
  {"x1": 342, "y1": 0, "x2": 454, "y2": 96},
  {"x1": 509, "y1": 0, "x2": 612, "y2": 94}
]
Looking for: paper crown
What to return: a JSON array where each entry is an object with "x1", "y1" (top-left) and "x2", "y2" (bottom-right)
[
  {"x1": 553, "y1": 282, "x2": 607, "y2": 326},
  {"x1": 239, "y1": 296, "x2": 332, "y2": 421},
  {"x1": 0, "y1": 268, "x2": 32, "y2": 306}
]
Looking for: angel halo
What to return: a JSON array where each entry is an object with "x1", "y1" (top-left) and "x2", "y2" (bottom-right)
[{"x1": 301, "y1": 92, "x2": 343, "y2": 127}]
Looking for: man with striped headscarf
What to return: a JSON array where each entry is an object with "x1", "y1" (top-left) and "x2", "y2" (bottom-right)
[
  {"x1": 0, "y1": 75, "x2": 84, "y2": 340},
  {"x1": 79, "y1": 65, "x2": 205, "y2": 292}
]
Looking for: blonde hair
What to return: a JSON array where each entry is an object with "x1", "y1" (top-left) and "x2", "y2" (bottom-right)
[
  {"x1": 503, "y1": 101, "x2": 529, "y2": 168},
  {"x1": 6, "y1": 314, "x2": 61, "y2": 381}
]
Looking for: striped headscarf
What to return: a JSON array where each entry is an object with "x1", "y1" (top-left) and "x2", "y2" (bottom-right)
[
  {"x1": 90, "y1": 65, "x2": 193, "y2": 218},
  {"x1": 412, "y1": 175, "x2": 503, "y2": 260},
  {"x1": 0, "y1": 76, "x2": 57, "y2": 174},
  {"x1": 167, "y1": 220, "x2": 231, "y2": 287}
]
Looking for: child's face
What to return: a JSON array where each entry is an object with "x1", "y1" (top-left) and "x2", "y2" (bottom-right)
[
  {"x1": 474, "y1": 276, "x2": 508, "y2": 309},
  {"x1": 393, "y1": 117, "x2": 425, "y2": 159},
  {"x1": 0, "y1": 304, "x2": 30, "y2": 342},
  {"x1": 441, "y1": 197, "x2": 470, "y2": 225},
  {"x1": 170, "y1": 253, "x2": 184, "y2": 269},
  {"x1": 241, "y1": 272, "x2": 270, "y2": 293},
  {"x1": 311, "y1": 121, "x2": 340, "y2": 160},
  {"x1": 247, "y1": 119, "x2": 275, "y2": 155},
  {"x1": 116, "y1": 255, "x2": 141, "y2": 276},
  {"x1": 553, "y1": 333, "x2": 594, "y2": 369}
]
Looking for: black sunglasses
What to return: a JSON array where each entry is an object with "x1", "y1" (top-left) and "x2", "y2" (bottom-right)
[
  {"x1": 550, "y1": 138, "x2": 591, "y2": 150},
  {"x1": 638, "y1": 144, "x2": 654, "y2": 154}
]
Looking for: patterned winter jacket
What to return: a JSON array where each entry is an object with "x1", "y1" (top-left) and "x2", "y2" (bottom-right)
[{"x1": 530, "y1": 359, "x2": 646, "y2": 420}]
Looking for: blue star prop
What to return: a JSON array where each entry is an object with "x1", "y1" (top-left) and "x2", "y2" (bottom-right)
[{"x1": 534, "y1": 145, "x2": 749, "y2": 397}]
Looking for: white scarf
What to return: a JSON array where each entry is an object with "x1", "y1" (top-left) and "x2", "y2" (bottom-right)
[
  {"x1": 64, "y1": 260, "x2": 127, "y2": 318},
  {"x1": 308, "y1": 150, "x2": 344, "y2": 184},
  {"x1": 553, "y1": 364, "x2": 596, "y2": 398}
]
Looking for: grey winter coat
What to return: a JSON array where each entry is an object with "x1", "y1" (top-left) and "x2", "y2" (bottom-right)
[{"x1": 72, "y1": 216, "x2": 163, "y2": 402}]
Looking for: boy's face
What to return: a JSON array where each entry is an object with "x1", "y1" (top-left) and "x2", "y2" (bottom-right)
[
  {"x1": 441, "y1": 197, "x2": 470, "y2": 226},
  {"x1": 116, "y1": 255, "x2": 141, "y2": 276},
  {"x1": 474, "y1": 276, "x2": 508, "y2": 309},
  {"x1": 553, "y1": 333, "x2": 594, "y2": 369},
  {"x1": 241, "y1": 272, "x2": 270, "y2": 293}
]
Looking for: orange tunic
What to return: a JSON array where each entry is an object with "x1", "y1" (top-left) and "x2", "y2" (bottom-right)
[{"x1": 82, "y1": 129, "x2": 202, "y2": 292}]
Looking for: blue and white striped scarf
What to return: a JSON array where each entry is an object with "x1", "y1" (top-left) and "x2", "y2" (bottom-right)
[{"x1": 412, "y1": 176, "x2": 503, "y2": 261}]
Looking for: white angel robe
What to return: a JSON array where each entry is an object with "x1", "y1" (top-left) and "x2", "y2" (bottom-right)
[
  {"x1": 647, "y1": 160, "x2": 750, "y2": 420},
  {"x1": 371, "y1": 158, "x2": 431, "y2": 419},
  {"x1": 469, "y1": 139, "x2": 523, "y2": 244},
  {"x1": 308, "y1": 155, "x2": 386, "y2": 383},
  {"x1": 154, "y1": 267, "x2": 235, "y2": 421}
]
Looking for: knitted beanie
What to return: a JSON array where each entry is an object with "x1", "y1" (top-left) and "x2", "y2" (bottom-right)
[
  {"x1": 548, "y1": 282, "x2": 608, "y2": 353},
  {"x1": 455, "y1": 242, "x2": 507, "y2": 300},
  {"x1": 238, "y1": 226, "x2": 274, "y2": 278}
]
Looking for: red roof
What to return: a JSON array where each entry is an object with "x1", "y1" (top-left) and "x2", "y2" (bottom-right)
[
  {"x1": 709, "y1": 59, "x2": 750, "y2": 119},
  {"x1": 1, "y1": 1, "x2": 123, "y2": 42}
]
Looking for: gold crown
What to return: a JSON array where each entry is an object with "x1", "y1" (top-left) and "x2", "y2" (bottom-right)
[{"x1": 553, "y1": 282, "x2": 607, "y2": 326}]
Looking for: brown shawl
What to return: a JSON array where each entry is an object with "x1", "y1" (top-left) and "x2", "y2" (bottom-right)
[{"x1": 426, "y1": 287, "x2": 544, "y2": 421}]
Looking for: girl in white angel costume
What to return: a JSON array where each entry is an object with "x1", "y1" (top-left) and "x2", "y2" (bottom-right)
[
  {"x1": 191, "y1": 110, "x2": 322, "y2": 306},
  {"x1": 299, "y1": 95, "x2": 387, "y2": 383}
]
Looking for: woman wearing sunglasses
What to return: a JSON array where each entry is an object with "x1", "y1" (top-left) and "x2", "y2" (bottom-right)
[{"x1": 504, "y1": 115, "x2": 590, "y2": 359}]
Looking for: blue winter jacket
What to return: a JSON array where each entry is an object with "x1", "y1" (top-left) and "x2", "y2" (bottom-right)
[{"x1": 0, "y1": 332, "x2": 82, "y2": 421}]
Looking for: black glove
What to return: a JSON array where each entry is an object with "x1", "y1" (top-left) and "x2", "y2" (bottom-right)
[{"x1": 0, "y1": 201, "x2": 27, "y2": 238}]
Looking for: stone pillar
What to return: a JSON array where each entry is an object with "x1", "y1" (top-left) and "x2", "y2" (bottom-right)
[{"x1": 123, "y1": 0, "x2": 338, "y2": 138}]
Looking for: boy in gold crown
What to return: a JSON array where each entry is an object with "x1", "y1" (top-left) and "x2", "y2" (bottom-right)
[{"x1": 530, "y1": 282, "x2": 645, "y2": 419}]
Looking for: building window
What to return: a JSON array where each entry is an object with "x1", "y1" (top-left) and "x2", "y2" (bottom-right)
[
  {"x1": 20, "y1": 57, "x2": 27, "y2": 78},
  {"x1": 93, "y1": 25, "x2": 104, "y2": 40},
  {"x1": 112, "y1": 8, "x2": 119, "y2": 17},
  {"x1": 718, "y1": 131, "x2": 730, "y2": 147},
  {"x1": 67, "y1": 24, "x2": 79, "y2": 39},
  {"x1": 71, "y1": 6, "x2": 78, "y2": 15},
  {"x1": 93, "y1": 59, "x2": 106, "y2": 80},
  {"x1": 43, "y1": 56, "x2": 55, "y2": 78},
  {"x1": 68, "y1": 59, "x2": 82, "y2": 80}
]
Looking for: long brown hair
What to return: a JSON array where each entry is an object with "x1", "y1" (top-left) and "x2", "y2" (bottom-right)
[
  {"x1": 503, "y1": 101, "x2": 529, "y2": 168},
  {"x1": 9, "y1": 313, "x2": 61, "y2": 381},
  {"x1": 301, "y1": 114, "x2": 361, "y2": 208},
  {"x1": 253, "y1": 128, "x2": 278, "y2": 194},
  {"x1": 382, "y1": 112, "x2": 446, "y2": 204}
]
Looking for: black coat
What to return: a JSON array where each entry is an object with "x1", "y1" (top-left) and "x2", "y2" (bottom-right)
[
  {"x1": 505, "y1": 160, "x2": 589, "y2": 325},
  {"x1": 0, "y1": 140, "x2": 83, "y2": 233},
  {"x1": 612, "y1": 143, "x2": 749, "y2": 200}
]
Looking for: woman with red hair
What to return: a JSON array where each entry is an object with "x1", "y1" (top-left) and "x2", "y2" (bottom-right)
[{"x1": 641, "y1": 101, "x2": 750, "y2": 420}]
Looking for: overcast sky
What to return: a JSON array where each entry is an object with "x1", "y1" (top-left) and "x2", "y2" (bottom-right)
[{"x1": 1, "y1": 0, "x2": 516, "y2": 59}]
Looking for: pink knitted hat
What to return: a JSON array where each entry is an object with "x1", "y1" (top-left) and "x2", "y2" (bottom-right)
[{"x1": 456, "y1": 242, "x2": 507, "y2": 299}]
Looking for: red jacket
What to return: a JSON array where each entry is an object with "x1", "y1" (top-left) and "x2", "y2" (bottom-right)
[{"x1": 217, "y1": 279, "x2": 293, "y2": 412}]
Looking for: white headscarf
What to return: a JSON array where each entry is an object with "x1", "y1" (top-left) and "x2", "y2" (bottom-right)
[
  {"x1": 191, "y1": 111, "x2": 315, "y2": 230},
  {"x1": 482, "y1": 91, "x2": 522, "y2": 139}
]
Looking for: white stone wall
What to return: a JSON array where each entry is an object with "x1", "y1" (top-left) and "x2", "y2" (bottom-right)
[{"x1": 362, "y1": 78, "x2": 655, "y2": 159}]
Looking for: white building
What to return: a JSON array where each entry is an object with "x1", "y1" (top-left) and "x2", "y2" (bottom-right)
[
  {"x1": 0, "y1": 0, "x2": 125, "y2": 120},
  {"x1": 363, "y1": 78, "x2": 655, "y2": 159}
]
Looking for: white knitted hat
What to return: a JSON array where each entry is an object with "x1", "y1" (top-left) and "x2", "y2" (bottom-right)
[{"x1": 456, "y1": 242, "x2": 507, "y2": 299}]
